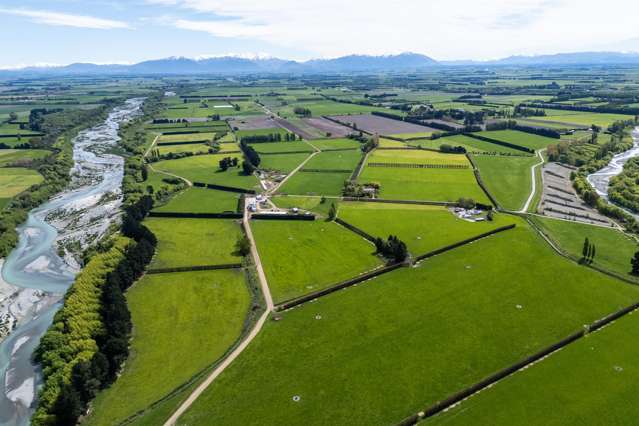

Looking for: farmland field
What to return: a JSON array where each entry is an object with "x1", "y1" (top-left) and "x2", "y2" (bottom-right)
[
  {"x1": 306, "y1": 138, "x2": 362, "y2": 150},
  {"x1": 338, "y1": 202, "x2": 516, "y2": 255},
  {"x1": 249, "y1": 141, "x2": 314, "y2": 154},
  {"x1": 330, "y1": 113, "x2": 437, "y2": 134},
  {"x1": 154, "y1": 154, "x2": 259, "y2": 190},
  {"x1": 145, "y1": 218, "x2": 242, "y2": 268},
  {"x1": 538, "y1": 111, "x2": 635, "y2": 128},
  {"x1": 259, "y1": 152, "x2": 311, "y2": 173},
  {"x1": 409, "y1": 135, "x2": 526, "y2": 155},
  {"x1": 250, "y1": 220, "x2": 382, "y2": 303},
  {"x1": 301, "y1": 150, "x2": 361, "y2": 170},
  {"x1": 158, "y1": 132, "x2": 216, "y2": 143},
  {"x1": 157, "y1": 143, "x2": 211, "y2": 155},
  {"x1": 0, "y1": 167, "x2": 43, "y2": 198},
  {"x1": 278, "y1": 170, "x2": 350, "y2": 195},
  {"x1": 360, "y1": 151, "x2": 488, "y2": 203},
  {"x1": 428, "y1": 311, "x2": 639, "y2": 425},
  {"x1": 0, "y1": 149, "x2": 50, "y2": 166},
  {"x1": 86, "y1": 269, "x2": 250, "y2": 426},
  {"x1": 477, "y1": 130, "x2": 557, "y2": 151},
  {"x1": 275, "y1": 100, "x2": 391, "y2": 117},
  {"x1": 531, "y1": 216, "x2": 639, "y2": 279},
  {"x1": 472, "y1": 154, "x2": 539, "y2": 210},
  {"x1": 179, "y1": 222, "x2": 639, "y2": 425},
  {"x1": 153, "y1": 187, "x2": 240, "y2": 213}
]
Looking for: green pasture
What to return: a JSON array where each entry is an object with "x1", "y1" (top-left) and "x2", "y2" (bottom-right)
[
  {"x1": 145, "y1": 218, "x2": 242, "y2": 268},
  {"x1": 531, "y1": 216, "x2": 639, "y2": 279},
  {"x1": 251, "y1": 219, "x2": 382, "y2": 303},
  {"x1": 153, "y1": 187, "x2": 239, "y2": 214},
  {"x1": 154, "y1": 154, "x2": 259, "y2": 190},
  {"x1": 477, "y1": 130, "x2": 556, "y2": 151},
  {"x1": 307, "y1": 138, "x2": 362, "y2": 151},
  {"x1": 0, "y1": 167, "x2": 43, "y2": 198},
  {"x1": 338, "y1": 202, "x2": 516, "y2": 255},
  {"x1": 86, "y1": 269, "x2": 250, "y2": 426},
  {"x1": 260, "y1": 153, "x2": 311, "y2": 173},
  {"x1": 428, "y1": 311, "x2": 639, "y2": 425},
  {"x1": 472, "y1": 155, "x2": 539, "y2": 210},
  {"x1": 0, "y1": 149, "x2": 50, "y2": 166},
  {"x1": 302, "y1": 150, "x2": 361, "y2": 171},
  {"x1": 250, "y1": 141, "x2": 314, "y2": 154},
  {"x1": 180, "y1": 221, "x2": 639, "y2": 425},
  {"x1": 278, "y1": 171, "x2": 350, "y2": 196}
]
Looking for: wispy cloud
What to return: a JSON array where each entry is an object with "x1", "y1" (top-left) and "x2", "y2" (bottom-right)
[{"x1": 0, "y1": 8, "x2": 131, "y2": 29}]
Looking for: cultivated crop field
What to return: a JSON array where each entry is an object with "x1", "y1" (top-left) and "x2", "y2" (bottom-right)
[
  {"x1": 360, "y1": 151, "x2": 488, "y2": 203},
  {"x1": 179, "y1": 222, "x2": 639, "y2": 425},
  {"x1": 249, "y1": 141, "x2": 314, "y2": 154},
  {"x1": 251, "y1": 220, "x2": 382, "y2": 303},
  {"x1": 330, "y1": 113, "x2": 437, "y2": 135},
  {"x1": 259, "y1": 152, "x2": 311, "y2": 173}
]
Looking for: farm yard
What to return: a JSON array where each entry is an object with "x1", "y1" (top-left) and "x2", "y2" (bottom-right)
[{"x1": 11, "y1": 67, "x2": 639, "y2": 426}]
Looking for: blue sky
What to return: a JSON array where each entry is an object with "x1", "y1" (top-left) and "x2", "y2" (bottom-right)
[{"x1": 1, "y1": 0, "x2": 638, "y2": 68}]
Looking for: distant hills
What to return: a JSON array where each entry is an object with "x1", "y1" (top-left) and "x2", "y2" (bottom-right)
[{"x1": 4, "y1": 51, "x2": 639, "y2": 76}]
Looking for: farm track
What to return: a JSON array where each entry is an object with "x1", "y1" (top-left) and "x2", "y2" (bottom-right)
[
  {"x1": 163, "y1": 208, "x2": 274, "y2": 426},
  {"x1": 520, "y1": 149, "x2": 546, "y2": 213},
  {"x1": 145, "y1": 134, "x2": 193, "y2": 187}
]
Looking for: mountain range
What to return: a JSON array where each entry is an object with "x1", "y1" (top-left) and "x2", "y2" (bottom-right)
[{"x1": 4, "y1": 51, "x2": 639, "y2": 76}]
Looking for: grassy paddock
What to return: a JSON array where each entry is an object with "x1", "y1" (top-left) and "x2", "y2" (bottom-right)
[
  {"x1": 338, "y1": 202, "x2": 516, "y2": 255},
  {"x1": 180, "y1": 221, "x2": 639, "y2": 425},
  {"x1": 153, "y1": 187, "x2": 239, "y2": 214},
  {"x1": 532, "y1": 216, "x2": 639, "y2": 279},
  {"x1": 145, "y1": 218, "x2": 242, "y2": 268},
  {"x1": 427, "y1": 311, "x2": 639, "y2": 425},
  {"x1": 251, "y1": 219, "x2": 382, "y2": 303},
  {"x1": 154, "y1": 154, "x2": 259, "y2": 190},
  {"x1": 86, "y1": 269, "x2": 250, "y2": 426},
  {"x1": 472, "y1": 155, "x2": 539, "y2": 210},
  {"x1": 477, "y1": 130, "x2": 556, "y2": 151},
  {"x1": 278, "y1": 171, "x2": 350, "y2": 196},
  {"x1": 0, "y1": 167, "x2": 43, "y2": 198}
]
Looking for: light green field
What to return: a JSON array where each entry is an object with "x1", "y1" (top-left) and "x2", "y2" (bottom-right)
[
  {"x1": 260, "y1": 153, "x2": 311, "y2": 173},
  {"x1": 157, "y1": 144, "x2": 211, "y2": 155},
  {"x1": 307, "y1": 138, "x2": 362, "y2": 150},
  {"x1": 276, "y1": 100, "x2": 392, "y2": 117},
  {"x1": 0, "y1": 149, "x2": 50, "y2": 166},
  {"x1": 251, "y1": 220, "x2": 382, "y2": 303},
  {"x1": 302, "y1": 150, "x2": 361, "y2": 170},
  {"x1": 251, "y1": 141, "x2": 314, "y2": 154},
  {"x1": 428, "y1": 311, "x2": 639, "y2": 425},
  {"x1": 0, "y1": 167, "x2": 43, "y2": 197},
  {"x1": 532, "y1": 216, "x2": 639, "y2": 279},
  {"x1": 540, "y1": 111, "x2": 635, "y2": 128},
  {"x1": 86, "y1": 269, "x2": 250, "y2": 426},
  {"x1": 217, "y1": 142, "x2": 241, "y2": 153},
  {"x1": 360, "y1": 152, "x2": 488, "y2": 203},
  {"x1": 338, "y1": 203, "x2": 516, "y2": 255},
  {"x1": 478, "y1": 130, "x2": 557, "y2": 151},
  {"x1": 410, "y1": 135, "x2": 522, "y2": 155},
  {"x1": 272, "y1": 196, "x2": 335, "y2": 217},
  {"x1": 145, "y1": 218, "x2": 242, "y2": 268},
  {"x1": 158, "y1": 132, "x2": 215, "y2": 143},
  {"x1": 236, "y1": 128, "x2": 292, "y2": 139},
  {"x1": 472, "y1": 155, "x2": 539, "y2": 210},
  {"x1": 389, "y1": 132, "x2": 434, "y2": 139},
  {"x1": 278, "y1": 171, "x2": 350, "y2": 196},
  {"x1": 154, "y1": 187, "x2": 239, "y2": 214},
  {"x1": 180, "y1": 221, "x2": 639, "y2": 425},
  {"x1": 378, "y1": 138, "x2": 409, "y2": 148},
  {"x1": 367, "y1": 149, "x2": 470, "y2": 165},
  {"x1": 154, "y1": 154, "x2": 259, "y2": 190}
]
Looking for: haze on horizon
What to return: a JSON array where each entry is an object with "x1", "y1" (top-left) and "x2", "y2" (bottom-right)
[{"x1": 1, "y1": 0, "x2": 638, "y2": 69}]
